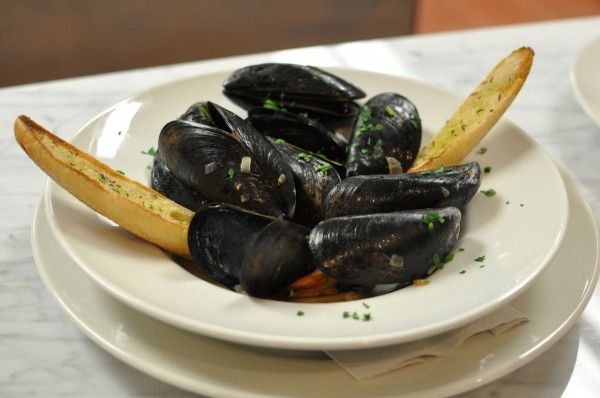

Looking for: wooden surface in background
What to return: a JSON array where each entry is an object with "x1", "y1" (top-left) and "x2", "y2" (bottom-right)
[
  {"x1": 415, "y1": 0, "x2": 600, "y2": 33},
  {"x1": 0, "y1": 0, "x2": 415, "y2": 87}
]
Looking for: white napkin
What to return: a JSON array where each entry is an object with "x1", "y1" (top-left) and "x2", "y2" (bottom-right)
[{"x1": 326, "y1": 306, "x2": 528, "y2": 380}]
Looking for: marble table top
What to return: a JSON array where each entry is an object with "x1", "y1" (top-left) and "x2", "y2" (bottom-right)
[{"x1": 2, "y1": 16, "x2": 600, "y2": 397}]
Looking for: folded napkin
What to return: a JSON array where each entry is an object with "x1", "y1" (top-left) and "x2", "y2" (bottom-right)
[{"x1": 326, "y1": 306, "x2": 528, "y2": 380}]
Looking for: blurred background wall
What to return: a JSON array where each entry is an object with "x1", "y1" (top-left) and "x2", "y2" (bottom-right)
[{"x1": 0, "y1": 0, "x2": 598, "y2": 87}]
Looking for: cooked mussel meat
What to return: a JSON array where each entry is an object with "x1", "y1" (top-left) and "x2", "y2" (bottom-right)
[
  {"x1": 309, "y1": 208, "x2": 461, "y2": 286},
  {"x1": 346, "y1": 93, "x2": 422, "y2": 177},
  {"x1": 158, "y1": 102, "x2": 296, "y2": 218},
  {"x1": 187, "y1": 204, "x2": 273, "y2": 288},
  {"x1": 151, "y1": 152, "x2": 209, "y2": 211},
  {"x1": 324, "y1": 163, "x2": 481, "y2": 218},
  {"x1": 270, "y1": 138, "x2": 341, "y2": 227},
  {"x1": 248, "y1": 107, "x2": 347, "y2": 163},
  {"x1": 240, "y1": 220, "x2": 315, "y2": 298},
  {"x1": 223, "y1": 63, "x2": 366, "y2": 120}
]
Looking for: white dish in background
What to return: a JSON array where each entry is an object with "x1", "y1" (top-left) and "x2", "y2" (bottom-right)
[
  {"x1": 571, "y1": 36, "x2": 600, "y2": 127},
  {"x1": 32, "y1": 166, "x2": 599, "y2": 398},
  {"x1": 44, "y1": 68, "x2": 568, "y2": 350}
]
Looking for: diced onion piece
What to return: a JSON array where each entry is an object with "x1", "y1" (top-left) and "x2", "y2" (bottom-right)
[
  {"x1": 240, "y1": 156, "x2": 252, "y2": 174},
  {"x1": 204, "y1": 162, "x2": 217, "y2": 175}
]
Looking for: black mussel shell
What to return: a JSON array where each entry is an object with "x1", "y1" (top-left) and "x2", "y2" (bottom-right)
[
  {"x1": 158, "y1": 102, "x2": 296, "y2": 219},
  {"x1": 309, "y1": 208, "x2": 461, "y2": 286},
  {"x1": 270, "y1": 138, "x2": 341, "y2": 227},
  {"x1": 188, "y1": 204, "x2": 273, "y2": 288},
  {"x1": 179, "y1": 101, "x2": 216, "y2": 126},
  {"x1": 248, "y1": 107, "x2": 348, "y2": 163},
  {"x1": 223, "y1": 63, "x2": 366, "y2": 102},
  {"x1": 151, "y1": 153, "x2": 209, "y2": 211},
  {"x1": 240, "y1": 220, "x2": 315, "y2": 298},
  {"x1": 324, "y1": 163, "x2": 481, "y2": 218},
  {"x1": 346, "y1": 93, "x2": 422, "y2": 177}
]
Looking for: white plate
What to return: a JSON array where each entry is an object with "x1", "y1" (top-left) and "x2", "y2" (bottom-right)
[
  {"x1": 32, "y1": 166, "x2": 599, "y2": 398},
  {"x1": 571, "y1": 36, "x2": 600, "y2": 127},
  {"x1": 44, "y1": 68, "x2": 569, "y2": 350}
]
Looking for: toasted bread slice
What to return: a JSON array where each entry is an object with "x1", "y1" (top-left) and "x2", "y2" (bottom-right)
[
  {"x1": 409, "y1": 47, "x2": 534, "y2": 172},
  {"x1": 14, "y1": 116, "x2": 193, "y2": 257}
]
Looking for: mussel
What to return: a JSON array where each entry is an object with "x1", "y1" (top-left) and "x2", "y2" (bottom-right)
[
  {"x1": 309, "y1": 208, "x2": 461, "y2": 286},
  {"x1": 151, "y1": 153, "x2": 209, "y2": 211},
  {"x1": 323, "y1": 163, "x2": 481, "y2": 218},
  {"x1": 346, "y1": 93, "x2": 422, "y2": 177},
  {"x1": 270, "y1": 138, "x2": 341, "y2": 227},
  {"x1": 187, "y1": 204, "x2": 273, "y2": 288},
  {"x1": 158, "y1": 102, "x2": 296, "y2": 219},
  {"x1": 179, "y1": 101, "x2": 216, "y2": 126},
  {"x1": 248, "y1": 107, "x2": 348, "y2": 163},
  {"x1": 240, "y1": 220, "x2": 315, "y2": 298},
  {"x1": 223, "y1": 63, "x2": 366, "y2": 125}
]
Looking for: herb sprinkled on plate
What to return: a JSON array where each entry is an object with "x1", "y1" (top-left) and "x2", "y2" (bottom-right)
[{"x1": 480, "y1": 188, "x2": 496, "y2": 197}]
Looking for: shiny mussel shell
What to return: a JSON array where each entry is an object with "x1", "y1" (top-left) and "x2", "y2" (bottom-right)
[
  {"x1": 223, "y1": 63, "x2": 365, "y2": 120},
  {"x1": 188, "y1": 204, "x2": 273, "y2": 288},
  {"x1": 346, "y1": 93, "x2": 422, "y2": 177},
  {"x1": 270, "y1": 138, "x2": 341, "y2": 227},
  {"x1": 150, "y1": 152, "x2": 208, "y2": 211},
  {"x1": 309, "y1": 208, "x2": 461, "y2": 286},
  {"x1": 158, "y1": 102, "x2": 296, "y2": 218},
  {"x1": 240, "y1": 220, "x2": 315, "y2": 298},
  {"x1": 324, "y1": 163, "x2": 481, "y2": 218},
  {"x1": 248, "y1": 107, "x2": 348, "y2": 163},
  {"x1": 179, "y1": 101, "x2": 216, "y2": 126}
]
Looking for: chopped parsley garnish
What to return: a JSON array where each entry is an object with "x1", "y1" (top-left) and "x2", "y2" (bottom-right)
[
  {"x1": 116, "y1": 170, "x2": 125, "y2": 175},
  {"x1": 296, "y1": 152, "x2": 313, "y2": 162},
  {"x1": 459, "y1": 270, "x2": 466, "y2": 274},
  {"x1": 384, "y1": 105, "x2": 397, "y2": 117},
  {"x1": 520, "y1": 203, "x2": 525, "y2": 207},
  {"x1": 458, "y1": 247, "x2": 465, "y2": 252},
  {"x1": 506, "y1": 201, "x2": 510, "y2": 205},
  {"x1": 343, "y1": 311, "x2": 350, "y2": 319},
  {"x1": 263, "y1": 99, "x2": 286, "y2": 111},
  {"x1": 484, "y1": 166, "x2": 492, "y2": 173},
  {"x1": 444, "y1": 252, "x2": 455, "y2": 263},
  {"x1": 227, "y1": 168, "x2": 235, "y2": 179},
  {"x1": 480, "y1": 188, "x2": 496, "y2": 197},
  {"x1": 275, "y1": 138, "x2": 285, "y2": 145},
  {"x1": 316, "y1": 163, "x2": 332, "y2": 176},
  {"x1": 423, "y1": 211, "x2": 445, "y2": 230},
  {"x1": 141, "y1": 147, "x2": 156, "y2": 156},
  {"x1": 433, "y1": 253, "x2": 443, "y2": 269},
  {"x1": 198, "y1": 104, "x2": 213, "y2": 122},
  {"x1": 347, "y1": 155, "x2": 357, "y2": 164},
  {"x1": 475, "y1": 255, "x2": 486, "y2": 262},
  {"x1": 146, "y1": 165, "x2": 152, "y2": 170},
  {"x1": 360, "y1": 148, "x2": 369, "y2": 155},
  {"x1": 373, "y1": 139, "x2": 384, "y2": 150},
  {"x1": 352, "y1": 312, "x2": 359, "y2": 320},
  {"x1": 477, "y1": 147, "x2": 488, "y2": 155},
  {"x1": 357, "y1": 106, "x2": 385, "y2": 135},
  {"x1": 362, "y1": 313, "x2": 372, "y2": 321},
  {"x1": 296, "y1": 310, "x2": 304, "y2": 316},
  {"x1": 362, "y1": 302, "x2": 370, "y2": 309}
]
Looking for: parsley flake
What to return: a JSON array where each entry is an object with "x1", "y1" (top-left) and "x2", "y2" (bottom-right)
[
  {"x1": 296, "y1": 152, "x2": 313, "y2": 162},
  {"x1": 477, "y1": 147, "x2": 488, "y2": 155},
  {"x1": 362, "y1": 302, "x2": 370, "y2": 309},
  {"x1": 116, "y1": 170, "x2": 125, "y2": 175},
  {"x1": 227, "y1": 168, "x2": 235, "y2": 179},
  {"x1": 384, "y1": 105, "x2": 397, "y2": 117},
  {"x1": 141, "y1": 147, "x2": 156, "y2": 156},
  {"x1": 459, "y1": 270, "x2": 466, "y2": 274},
  {"x1": 480, "y1": 188, "x2": 496, "y2": 197},
  {"x1": 475, "y1": 255, "x2": 486, "y2": 262},
  {"x1": 275, "y1": 138, "x2": 285, "y2": 145},
  {"x1": 362, "y1": 313, "x2": 372, "y2": 322},
  {"x1": 423, "y1": 211, "x2": 445, "y2": 230},
  {"x1": 316, "y1": 163, "x2": 332, "y2": 176},
  {"x1": 343, "y1": 311, "x2": 350, "y2": 319},
  {"x1": 296, "y1": 310, "x2": 304, "y2": 316},
  {"x1": 484, "y1": 166, "x2": 492, "y2": 173},
  {"x1": 263, "y1": 99, "x2": 286, "y2": 111}
]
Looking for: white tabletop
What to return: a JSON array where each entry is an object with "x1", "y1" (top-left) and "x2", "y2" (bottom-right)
[{"x1": 2, "y1": 16, "x2": 600, "y2": 397}]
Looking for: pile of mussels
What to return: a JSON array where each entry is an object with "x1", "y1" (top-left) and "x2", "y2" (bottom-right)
[{"x1": 151, "y1": 64, "x2": 481, "y2": 300}]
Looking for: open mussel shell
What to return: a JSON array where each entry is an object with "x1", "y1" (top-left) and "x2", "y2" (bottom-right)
[
  {"x1": 158, "y1": 102, "x2": 296, "y2": 219},
  {"x1": 248, "y1": 107, "x2": 348, "y2": 163},
  {"x1": 240, "y1": 220, "x2": 315, "y2": 298},
  {"x1": 187, "y1": 204, "x2": 273, "y2": 288},
  {"x1": 346, "y1": 93, "x2": 422, "y2": 177},
  {"x1": 309, "y1": 208, "x2": 461, "y2": 286},
  {"x1": 324, "y1": 162, "x2": 481, "y2": 218},
  {"x1": 150, "y1": 152, "x2": 209, "y2": 211},
  {"x1": 179, "y1": 101, "x2": 216, "y2": 126},
  {"x1": 270, "y1": 138, "x2": 341, "y2": 227}
]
